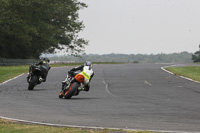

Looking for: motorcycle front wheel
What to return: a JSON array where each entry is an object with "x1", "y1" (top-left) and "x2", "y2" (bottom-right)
[
  {"x1": 59, "y1": 83, "x2": 67, "y2": 98},
  {"x1": 28, "y1": 75, "x2": 38, "y2": 90}
]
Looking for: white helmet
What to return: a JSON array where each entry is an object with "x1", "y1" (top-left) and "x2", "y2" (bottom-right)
[{"x1": 85, "y1": 61, "x2": 92, "y2": 66}]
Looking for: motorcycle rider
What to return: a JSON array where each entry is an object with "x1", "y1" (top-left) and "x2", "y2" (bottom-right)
[
  {"x1": 27, "y1": 57, "x2": 51, "y2": 82},
  {"x1": 63, "y1": 61, "x2": 94, "y2": 94}
]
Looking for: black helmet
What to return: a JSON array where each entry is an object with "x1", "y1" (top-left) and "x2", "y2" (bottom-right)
[
  {"x1": 43, "y1": 57, "x2": 50, "y2": 63},
  {"x1": 85, "y1": 61, "x2": 92, "y2": 66}
]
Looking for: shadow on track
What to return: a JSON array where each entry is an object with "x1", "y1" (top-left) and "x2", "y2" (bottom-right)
[{"x1": 58, "y1": 97, "x2": 101, "y2": 100}]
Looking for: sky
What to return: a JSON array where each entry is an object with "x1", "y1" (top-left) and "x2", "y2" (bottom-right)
[{"x1": 78, "y1": 0, "x2": 200, "y2": 55}]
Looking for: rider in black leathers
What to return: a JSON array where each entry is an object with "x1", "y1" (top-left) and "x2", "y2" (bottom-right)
[{"x1": 27, "y1": 58, "x2": 51, "y2": 82}]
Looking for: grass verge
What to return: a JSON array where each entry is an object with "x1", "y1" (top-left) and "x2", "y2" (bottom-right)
[
  {"x1": 165, "y1": 66, "x2": 200, "y2": 82},
  {"x1": 0, "y1": 65, "x2": 28, "y2": 83},
  {"x1": 0, "y1": 119, "x2": 159, "y2": 133}
]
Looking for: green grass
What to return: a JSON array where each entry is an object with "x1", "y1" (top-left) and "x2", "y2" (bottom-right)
[
  {"x1": 0, "y1": 65, "x2": 29, "y2": 83},
  {"x1": 0, "y1": 119, "x2": 92, "y2": 133},
  {"x1": 165, "y1": 66, "x2": 200, "y2": 82},
  {"x1": 0, "y1": 119, "x2": 159, "y2": 133}
]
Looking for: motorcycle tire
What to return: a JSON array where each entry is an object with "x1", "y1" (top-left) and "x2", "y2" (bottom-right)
[
  {"x1": 64, "y1": 82, "x2": 79, "y2": 99},
  {"x1": 59, "y1": 91, "x2": 64, "y2": 98},
  {"x1": 28, "y1": 75, "x2": 38, "y2": 90}
]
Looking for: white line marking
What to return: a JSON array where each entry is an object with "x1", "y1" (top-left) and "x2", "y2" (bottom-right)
[
  {"x1": 161, "y1": 66, "x2": 174, "y2": 75},
  {"x1": 102, "y1": 79, "x2": 112, "y2": 95},
  {"x1": 144, "y1": 80, "x2": 152, "y2": 86},
  {"x1": 102, "y1": 79, "x2": 119, "y2": 97},
  {"x1": 0, "y1": 73, "x2": 24, "y2": 86},
  {"x1": 161, "y1": 65, "x2": 200, "y2": 84},
  {"x1": 103, "y1": 80, "x2": 110, "y2": 94},
  {"x1": 0, "y1": 116, "x2": 199, "y2": 133}
]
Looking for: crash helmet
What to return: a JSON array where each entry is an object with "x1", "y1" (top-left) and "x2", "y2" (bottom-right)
[
  {"x1": 85, "y1": 61, "x2": 92, "y2": 66},
  {"x1": 43, "y1": 57, "x2": 50, "y2": 63}
]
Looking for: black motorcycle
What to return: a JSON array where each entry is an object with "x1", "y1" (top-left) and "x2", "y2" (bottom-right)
[
  {"x1": 59, "y1": 72, "x2": 83, "y2": 99},
  {"x1": 27, "y1": 65, "x2": 44, "y2": 90}
]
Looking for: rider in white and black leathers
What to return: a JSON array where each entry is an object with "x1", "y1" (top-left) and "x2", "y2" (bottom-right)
[{"x1": 68, "y1": 61, "x2": 94, "y2": 92}]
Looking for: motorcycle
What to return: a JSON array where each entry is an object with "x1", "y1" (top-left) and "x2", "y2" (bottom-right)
[
  {"x1": 59, "y1": 72, "x2": 83, "y2": 99},
  {"x1": 27, "y1": 65, "x2": 44, "y2": 90}
]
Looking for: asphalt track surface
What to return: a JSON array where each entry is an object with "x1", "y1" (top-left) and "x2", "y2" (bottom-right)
[{"x1": 1, "y1": 63, "x2": 200, "y2": 132}]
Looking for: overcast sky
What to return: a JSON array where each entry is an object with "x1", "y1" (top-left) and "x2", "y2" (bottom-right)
[{"x1": 78, "y1": 0, "x2": 200, "y2": 55}]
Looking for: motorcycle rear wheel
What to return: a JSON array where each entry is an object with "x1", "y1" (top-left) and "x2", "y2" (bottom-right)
[
  {"x1": 28, "y1": 75, "x2": 38, "y2": 90},
  {"x1": 64, "y1": 82, "x2": 79, "y2": 99}
]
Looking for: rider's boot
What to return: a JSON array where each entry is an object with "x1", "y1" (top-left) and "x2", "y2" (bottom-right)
[{"x1": 78, "y1": 86, "x2": 84, "y2": 91}]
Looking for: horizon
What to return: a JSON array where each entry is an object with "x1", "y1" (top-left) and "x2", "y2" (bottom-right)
[{"x1": 44, "y1": 51, "x2": 193, "y2": 57}]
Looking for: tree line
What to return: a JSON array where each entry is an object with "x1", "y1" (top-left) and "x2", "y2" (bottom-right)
[
  {"x1": 0, "y1": 0, "x2": 88, "y2": 59},
  {"x1": 192, "y1": 45, "x2": 200, "y2": 62},
  {"x1": 49, "y1": 52, "x2": 193, "y2": 64}
]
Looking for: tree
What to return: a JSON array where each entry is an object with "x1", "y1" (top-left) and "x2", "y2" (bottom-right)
[
  {"x1": 0, "y1": 0, "x2": 88, "y2": 59},
  {"x1": 192, "y1": 45, "x2": 200, "y2": 62}
]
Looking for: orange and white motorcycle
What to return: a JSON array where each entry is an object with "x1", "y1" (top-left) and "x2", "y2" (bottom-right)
[{"x1": 59, "y1": 71, "x2": 84, "y2": 99}]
